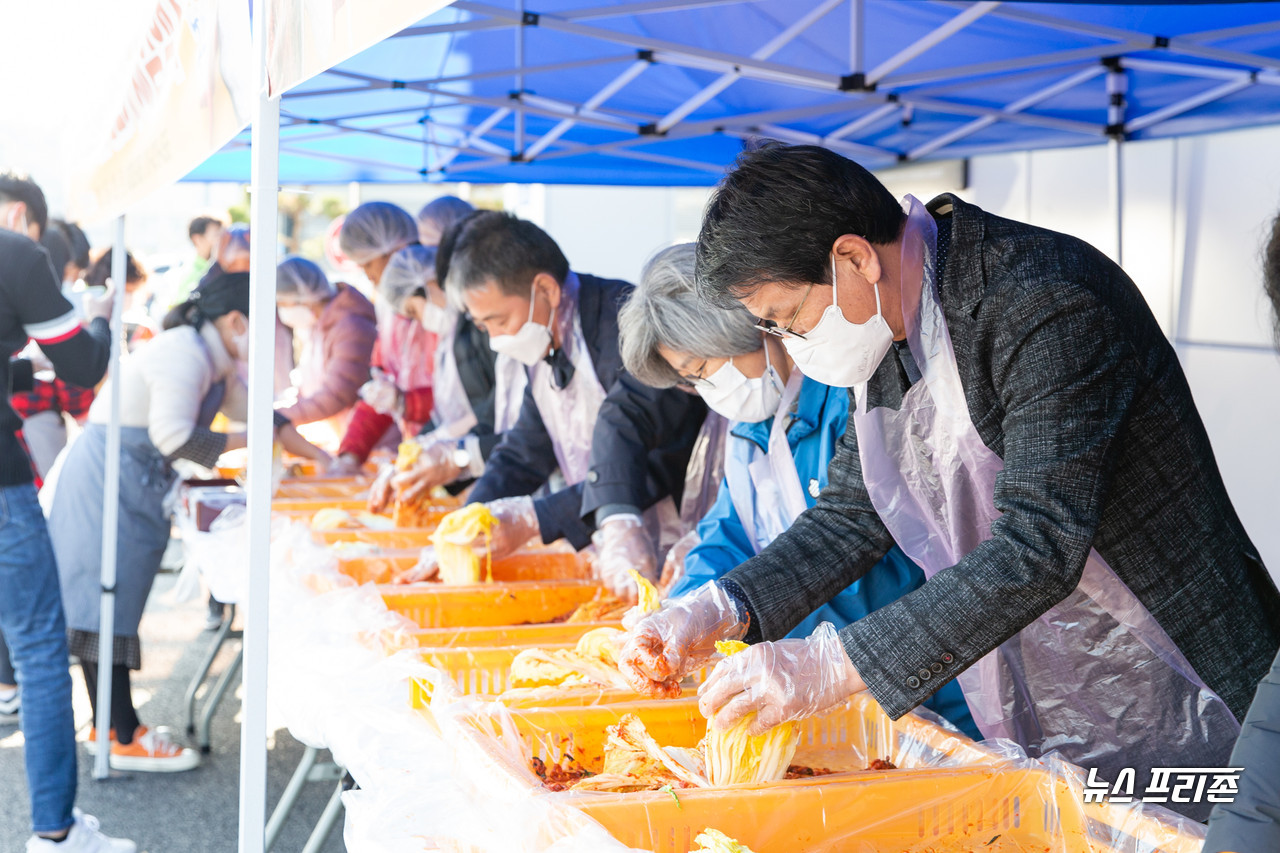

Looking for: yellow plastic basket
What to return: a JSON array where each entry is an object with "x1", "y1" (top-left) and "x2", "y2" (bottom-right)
[
  {"x1": 482, "y1": 696, "x2": 1203, "y2": 853},
  {"x1": 381, "y1": 579, "x2": 603, "y2": 629}
]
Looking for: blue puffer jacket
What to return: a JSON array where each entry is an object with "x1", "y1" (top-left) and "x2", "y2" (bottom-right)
[{"x1": 670, "y1": 375, "x2": 979, "y2": 739}]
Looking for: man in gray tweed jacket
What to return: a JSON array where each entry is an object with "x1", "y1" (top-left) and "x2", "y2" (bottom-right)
[{"x1": 620, "y1": 144, "x2": 1280, "y2": 802}]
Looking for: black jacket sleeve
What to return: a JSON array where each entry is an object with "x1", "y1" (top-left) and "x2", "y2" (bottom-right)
[{"x1": 581, "y1": 373, "x2": 708, "y2": 521}]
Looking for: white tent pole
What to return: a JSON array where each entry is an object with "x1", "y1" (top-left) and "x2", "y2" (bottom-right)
[
  {"x1": 92, "y1": 214, "x2": 126, "y2": 781},
  {"x1": 1107, "y1": 63, "x2": 1127, "y2": 267},
  {"x1": 849, "y1": 0, "x2": 864, "y2": 75},
  {"x1": 239, "y1": 0, "x2": 278, "y2": 847},
  {"x1": 515, "y1": 0, "x2": 526, "y2": 156}
]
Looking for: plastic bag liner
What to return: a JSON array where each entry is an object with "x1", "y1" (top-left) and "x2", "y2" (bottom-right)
[
  {"x1": 414, "y1": 682, "x2": 1209, "y2": 853},
  {"x1": 267, "y1": 515, "x2": 1204, "y2": 852},
  {"x1": 174, "y1": 503, "x2": 249, "y2": 604}
]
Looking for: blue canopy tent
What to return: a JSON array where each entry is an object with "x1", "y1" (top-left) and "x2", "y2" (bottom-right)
[
  {"x1": 217, "y1": 3, "x2": 1280, "y2": 850},
  {"x1": 194, "y1": 0, "x2": 1280, "y2": 188}
]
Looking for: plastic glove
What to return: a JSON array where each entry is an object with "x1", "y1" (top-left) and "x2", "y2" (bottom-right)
[
  {"x1": 366, "y1": 464, "x2": 397, "y2": 514},
  {"x1": 618, "y1": 583, "x2": 747, "y2": 700},
  {"x1": 358, "y1": 369, "x2": 402, "y2": 416},
  {"x1": 482, "y1": 495, "x2": 541, "y2": 561},
  {"x1": 658, "y1": 529, "x2": 699, "y2": 596},
  {"x1": 327, "y1": 453, "x2": 364, "y2": 477},
  {"x1": 391, "y1": 438, "x2": 463, "y2": 502},
  {"x1": 81, "y1": 277, "x2": 117, "y2": 323},
  {"x1": 590, "y1": 514, "x2": 657, "y2": 602},
  {"x1": 697, "y1": 621, "x2": 866, "y2": 736}
]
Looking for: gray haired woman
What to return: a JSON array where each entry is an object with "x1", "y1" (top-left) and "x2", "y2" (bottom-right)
[{"x1": 616, "y1": 243, "x2": 977, "y2": 736}]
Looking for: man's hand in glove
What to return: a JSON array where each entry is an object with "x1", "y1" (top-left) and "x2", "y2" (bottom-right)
[{"x1": 698, "y1": 622, "x2": 866, "y2": 735}]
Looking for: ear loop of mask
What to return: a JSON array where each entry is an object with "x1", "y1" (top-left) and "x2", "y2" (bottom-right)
[{"x1": 832, "y1": 254, "x2": 883, "y2": 317}]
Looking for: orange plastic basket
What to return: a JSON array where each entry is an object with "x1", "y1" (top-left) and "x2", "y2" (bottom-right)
[
  {"x1": 275, "y1": 480, "x2": 369, "y2": 498},
  {"x1": 338, "y1": 549, "x2": 591, "y2": 586},
  {"x1": 272, "y1": 497, "x2": 370, "y2": 513},
  {"x1": 381, "y1": 579, "x2": 603, "y2": 629},
  {"x1": 478, "y1": 696, "x2": 1203, "y2": 853},
  {"x1": 313, "y1": 528, "x2": 440, "y2": 548},
  {"x1": 403, "y1": 621, "x2": 622, "y2": 649}
]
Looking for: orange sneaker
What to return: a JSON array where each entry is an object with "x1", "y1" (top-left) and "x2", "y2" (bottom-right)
[
  {"x1": 107, "y1": 726, "x2": 200, "y2": 773},
  {"x1": 83, "y1": 728, "x2": 116, "y2": 756}
]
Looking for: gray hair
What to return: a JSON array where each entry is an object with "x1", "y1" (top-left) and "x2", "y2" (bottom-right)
[
  {"x1": 417, "y1": 196, "x2": 474, "y2": 247},
  {"x1": 380, "y1": 244, "x2": 438, "y2": 314},
  {"x1": 443, "y1": 211, "x2": 569, "y2": 312},
  {"x1": 338, "y1": 201, "x2": 418, "y2": 264},
  {"x1": 619, "y1": 243, "x2": 762, "y2": 389},
  {"x1": 276, "y1": 256, "x2": 336, "y2": 303}
]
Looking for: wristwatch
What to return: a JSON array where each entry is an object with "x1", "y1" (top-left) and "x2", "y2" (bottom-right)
[{"x1": 451, "y1": 439, "x2": 471, "y2": 470}]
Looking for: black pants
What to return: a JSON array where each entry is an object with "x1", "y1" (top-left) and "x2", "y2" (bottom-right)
[{"x1": 80, "y1": 661, "x2": 141, "y2": 745}]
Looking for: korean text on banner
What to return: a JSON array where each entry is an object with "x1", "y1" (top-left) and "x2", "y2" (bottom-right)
[{"x1": 68, "y1": 0, "x2": 253, "y2": 224}]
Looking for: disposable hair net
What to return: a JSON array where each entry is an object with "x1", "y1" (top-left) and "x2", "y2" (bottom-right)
[
  {"x1": 340, "y1": 202, "x2": 418, "y2": 264},
  {"x1": 276, "y1": 256, "x2": 337, "y2": 303},
  {"x1": 417, "y1": 196, "x2": 474, "y2": 247},
  {"x1": 380, "y1": 244, "x2": 438, "y2": 314}
]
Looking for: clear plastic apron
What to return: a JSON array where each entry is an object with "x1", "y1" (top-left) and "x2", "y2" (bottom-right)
[
  {"x1": 679, "y1": 411, "x2": 729, "y2": 533},
  {"x1": 493, "y1": 354, "x2": 528, "y2": 435},
  {"x1": 726, "y1": 370, "x2": 808, "y2": 554},
  {"x1": 430, "y1": 310, "x2": 479, "y2": 439},
  {"x1": 529, "y1": 285, "x2": 607, "y2": 486},
  {"x1": 852, "y1": 195, "x2": 1238, "y2": 792}
]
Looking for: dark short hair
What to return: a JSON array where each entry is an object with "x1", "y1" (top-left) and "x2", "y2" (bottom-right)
[
  {"x1": 435, "y1": 209, "x2": 484, "y2": 288},
  {"x1": 1265, "y1": 209, "x2": 1280, "y2": 348},
  {"x1": 443, "y1": 211, "x2": 570, "y2": 306},
  {"x1": 85, "y1": 248, "x2": 146, "y2": 289},
  {"x1": 695, "y1": 142, "x2": 904, "y2": 308},
  {"x1": 188, "y1": 215, "x2": 224, "y2": 239},
  {"x1": 0, "y1": 171, "x2": 48, "y2": 236},
  {"x1": 51, "y1": 219, "x2": 90, "y2": 269}
]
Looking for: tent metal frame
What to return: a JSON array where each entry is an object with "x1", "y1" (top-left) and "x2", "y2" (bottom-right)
[{"x1": 244, "y1": 0, "x2": 1280, "y2": 182}]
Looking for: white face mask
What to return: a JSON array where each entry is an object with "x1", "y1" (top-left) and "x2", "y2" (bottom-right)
[
  {"x1": 419, "y1": 298, "x2": 453, "y2": 335},
  {"x1": 488, "y1": 288, "x2": 552, "y2": 366},
  {"x1": 277, "y1": 304, "x2": 316, "y2": 331},
  {"x1": 781, "y1": 255, "x2": 894, "y2": 389},
  {"x1": 697, "y1": 346, "x2": 786, "y2": 423}
]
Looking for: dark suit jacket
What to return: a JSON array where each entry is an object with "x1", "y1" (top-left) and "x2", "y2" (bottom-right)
[
  {"x1": 468, "y1": 273, "x2": 705, "y2": 548},
  {"x1": 720, "y1": 194, "x2": 1280, "y2": 722}
]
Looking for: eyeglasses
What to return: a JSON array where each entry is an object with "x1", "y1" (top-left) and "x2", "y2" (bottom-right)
[{"x1": 753, "y1": 283, "x2": 813, "y2": 340}]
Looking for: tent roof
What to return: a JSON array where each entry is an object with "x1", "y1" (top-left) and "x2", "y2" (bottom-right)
[{"x1": 189, "y1": 0, "x2": 1280, "y2": 185}]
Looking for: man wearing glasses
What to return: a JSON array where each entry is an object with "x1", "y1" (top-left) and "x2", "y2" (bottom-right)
[
  {"x1": 619, "y1": 142, "x2": 1280, "y2": 820},
  {"x1": 439, "y1": 211, "x2": 706, "y2": 600}
]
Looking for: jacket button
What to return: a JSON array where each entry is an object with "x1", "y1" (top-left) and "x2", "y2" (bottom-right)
[
  {"x1": 906, "y1": 676, "x2": 921, "y2": 689},
  {"x1": 940, "y1": 652, "x2": 954, "y2": 664},
  {"x1": 587, "y1": 470, "x2": 599, "y2": 483},
  {"x1": 931, "y1": 662, "x2": 943, "y2": 674},
  {"x1": 808, "y1": 479, "x2": 820, "y2": 498},
  {"x1": 918, "y1": 668, "x2": 931, "y2": 681}
]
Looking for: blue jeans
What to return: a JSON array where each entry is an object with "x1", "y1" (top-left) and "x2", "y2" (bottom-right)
[{"x1": 0, "y1": 483, "x2": 76, "y2": 834}]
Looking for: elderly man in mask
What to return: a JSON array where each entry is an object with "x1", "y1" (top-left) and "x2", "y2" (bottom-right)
[
  {"x1": 435, "y1": 212, "x2": 706, "y2": 598},
  {"x1": 619, "y1": 143, "x2": 1280, "y2": 820}
]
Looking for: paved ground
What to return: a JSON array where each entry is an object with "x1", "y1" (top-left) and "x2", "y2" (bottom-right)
[{"x1": 0, "y1": 571, "x2": 345, "y2": 853}]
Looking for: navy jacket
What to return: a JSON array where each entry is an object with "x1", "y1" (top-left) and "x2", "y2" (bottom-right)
[{"x1": 468, "y1": 273, "x2": 705, "y2": 548}]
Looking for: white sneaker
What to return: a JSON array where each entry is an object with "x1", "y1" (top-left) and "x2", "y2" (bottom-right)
[
  {"x1": 0, "y1": 686, "x2": 18, "y2": 721},
  {"x1": 26, "y1": 810, "x2": 136, "y2": 852}
]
